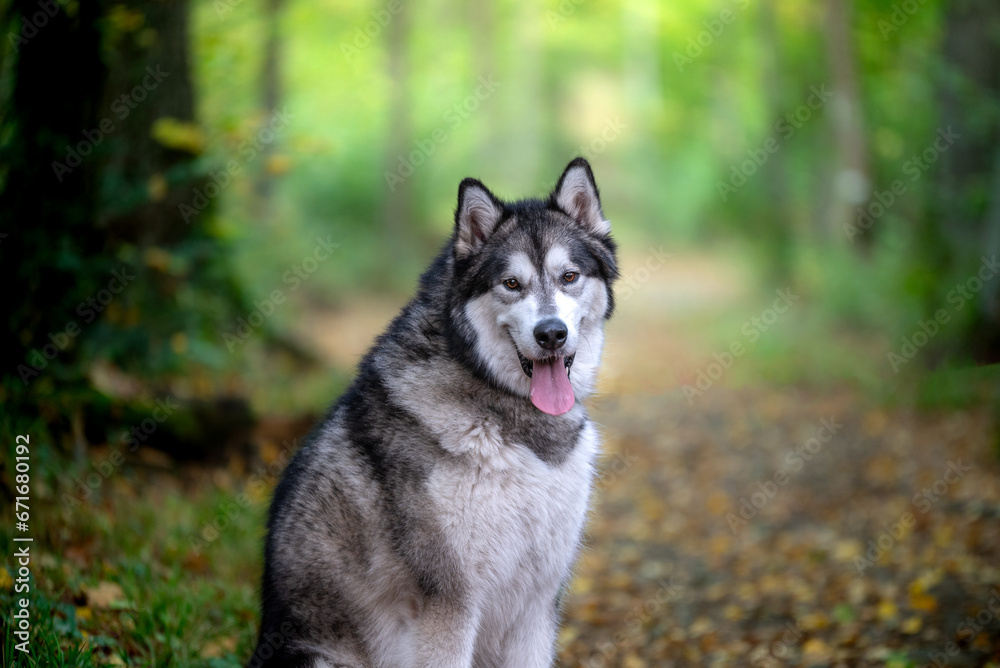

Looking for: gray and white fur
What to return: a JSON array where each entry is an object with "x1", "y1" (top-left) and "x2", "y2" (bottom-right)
[{"x1": 250, "y1": 158, "x2": 618, "y2": 668}]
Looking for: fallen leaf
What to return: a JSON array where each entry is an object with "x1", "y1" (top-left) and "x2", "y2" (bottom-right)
[
  {"x1": 85, "y1": 581, "x2": 125, "y2": 609},
  {"x1": 201, "y1": 635, "x2": 238, "y2": 658},
  {"x1": 901, "y1": 616, "x2": 922, "y2": 634},
  {"x1": 802, "y1": 638, "x2": 832, "y2": 661}
]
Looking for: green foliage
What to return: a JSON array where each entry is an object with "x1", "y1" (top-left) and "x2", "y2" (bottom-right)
[{"x1": 1, "y1": 471, "x2": 265, "y2": 667}]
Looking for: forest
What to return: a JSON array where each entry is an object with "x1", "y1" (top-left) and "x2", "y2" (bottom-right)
[{"x1": 1, "y1": 0, "x2": 999, "y2": 665}]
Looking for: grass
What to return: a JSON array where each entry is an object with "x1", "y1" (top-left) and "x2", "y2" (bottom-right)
[{"x1": 2, "y1": 466, "x2": 266, "y2": 667}]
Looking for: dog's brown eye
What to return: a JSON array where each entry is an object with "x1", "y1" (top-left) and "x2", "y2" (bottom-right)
[
  {"x1": 563, "y1": 272, "x2": 579, "y2": 283},
  {"x1": 504, "y1": 278, "x2": 520, "y2": 290}
]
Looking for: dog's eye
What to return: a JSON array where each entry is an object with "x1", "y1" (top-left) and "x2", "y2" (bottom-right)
[
  {"x1": 562, "y1": 272, "x2": 579, "y2": 283},
  {"x1": 503, "y1": 278, "x2": 520, "y2": 290}
]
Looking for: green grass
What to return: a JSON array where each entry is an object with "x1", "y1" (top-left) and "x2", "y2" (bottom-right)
[{"x1": 2, "y1": 468, "x2": 266, "y2": 667}]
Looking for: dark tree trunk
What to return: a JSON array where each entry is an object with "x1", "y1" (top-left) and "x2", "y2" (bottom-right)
[
  {"x1": 931, "y1": 0, "x2": 1000, "y2": 363},
  {"x1": 98, "y1": 0, "x2": 202, "y2": 244},
  {"x1": 0, "y1": 0, "x2": 246, "y2": 457},
  {"x1": 0, "y1": 0, "x2": 107, "y2": 380}
]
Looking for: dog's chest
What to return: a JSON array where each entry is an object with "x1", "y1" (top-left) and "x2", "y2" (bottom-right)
[{"x1": 427, "y1": 420, "x2": 598, "y2": 591}]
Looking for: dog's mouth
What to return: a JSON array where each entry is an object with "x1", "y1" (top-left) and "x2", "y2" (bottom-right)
[
  {"x1": 515, "y1": 348, "x2": 574, "y2": 379},
  {"x1": 512, "y1": 341, "x2": 576, "y2": 416}
]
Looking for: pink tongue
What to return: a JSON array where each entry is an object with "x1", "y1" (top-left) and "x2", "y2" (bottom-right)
[{"x1": 530, "y1": 358, "x2": 575, "y2": 415}]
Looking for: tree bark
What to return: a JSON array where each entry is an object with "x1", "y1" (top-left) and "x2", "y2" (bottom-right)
[
  {"x1": 255, "y1": 0, "x2": 284, "y2": 217},
  {"x1": 933, "y1": 0, "x2": 1000, "y2": 363},
  {"x1": 823, "y1": 0, "x2": 872, "y2": 245}
]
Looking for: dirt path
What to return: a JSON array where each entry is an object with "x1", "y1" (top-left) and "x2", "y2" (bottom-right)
[{"x1": 295, "y1": 252, "x2": 1000, "y2": 667}]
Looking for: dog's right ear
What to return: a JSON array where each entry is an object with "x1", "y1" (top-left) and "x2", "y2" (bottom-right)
[{"x1": 454, "y1": 178, "x2": 504, "y2": 260}]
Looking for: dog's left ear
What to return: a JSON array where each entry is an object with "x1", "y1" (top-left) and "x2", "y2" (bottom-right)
[
  {"x1": 552, "y1": 157, "x2": 610, "y2": 237},
  {"x1": 455, "y1": 178, "x2": 505, "y2": 260}
]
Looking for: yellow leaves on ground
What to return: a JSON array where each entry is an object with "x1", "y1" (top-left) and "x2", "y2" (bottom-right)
[
  {"x1": 901, "y1": 616, "x2": 923, "y2": 634},
  {"x1": 200, "y1": 635, "x2": 238, "y2": 658},
  {"x1": 622, "y1": 654, "x2": 646, "y2": 668},
  {"x1": 802, "y1": 637, "x2": 833, "y2": 662},
  {"x1": 876, "y1": 599, "x2": 899, "y2": 623},
  {"x1": 706, "y1": 490, "x2": 729, "y2": 515},
  {"x1": 832, "y1": 538, "x2": 863, "y2": 562},
  {"x1": 909, "y1": 571, "x2": 940, "y2": 612},
  {"x1": 0, "y1": 568, "x2": 12, "y2": 590}
]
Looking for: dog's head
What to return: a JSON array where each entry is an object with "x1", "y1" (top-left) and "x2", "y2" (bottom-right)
[{"x1": 449, "y1": 158, "x2": 618, "y2": 416}]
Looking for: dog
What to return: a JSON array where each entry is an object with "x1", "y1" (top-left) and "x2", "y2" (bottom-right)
[{"x1": 250, "y1": 157, "x2": 618, "y2": 668}]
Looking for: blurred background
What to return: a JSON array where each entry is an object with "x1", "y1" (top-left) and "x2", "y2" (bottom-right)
[{"x1": 2, "y1": 0, "x2": 999, "y2": 665}]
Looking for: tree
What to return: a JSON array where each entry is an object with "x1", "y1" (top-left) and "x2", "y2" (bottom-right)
[
  {"x1": 927, "y1": 0, "x2": 1000, "y2": 364},
  {"x1": 1, "y1": 0, "x2": 247, "y2": 448},
  {"x1": 823, "y1": 0, "x2": 872, "y2": 245}
]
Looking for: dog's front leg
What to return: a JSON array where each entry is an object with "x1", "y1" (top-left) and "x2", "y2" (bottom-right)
[
  {"x1": 412, "y1": 598, "x2": 479, "y2": 668},
  {"x1": 497, "y1": 599, "x2": 558, "y2": 668}
]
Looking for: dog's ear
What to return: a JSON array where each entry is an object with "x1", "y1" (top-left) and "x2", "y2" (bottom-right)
[
  {"x1": 454, "y1": 178, "x2": 504, "y2": 259},
  {"x1": 552, "y1": 157, "x2": 610, "y2": 236}
]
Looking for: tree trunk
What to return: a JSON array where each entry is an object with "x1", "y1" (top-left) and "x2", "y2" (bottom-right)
[
  {"x1": 758, "y1": 0, "x2": 796, "y2": 277},
  {"x1": 255, "y1": 0, "x2": 284, "y2": 218},
  {"x1": 0, "y1": 0, "x2": 107, "y2": 383},
  {"x1": 98, "y1": 0, "x2": 202, "y2": 244},
  {"x1": 932, "y1": 0, "x2": 1000, "y2": 363},
  {"x1": 823, "y1": 0, "x2": 871, "y2": 245}
]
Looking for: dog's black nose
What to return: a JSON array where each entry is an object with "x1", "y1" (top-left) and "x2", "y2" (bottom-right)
[{"x1": 534, "y1": 318, "x2": 568, "y2": 351}]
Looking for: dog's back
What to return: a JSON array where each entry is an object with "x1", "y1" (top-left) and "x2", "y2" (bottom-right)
[{"x1": 251, "y1": 159, "x2": 617, "y2": 668}]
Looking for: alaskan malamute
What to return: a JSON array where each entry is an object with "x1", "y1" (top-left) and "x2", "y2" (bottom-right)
[{"x1": 251, "y1": 158, "x2": 618, "y2": 668}]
